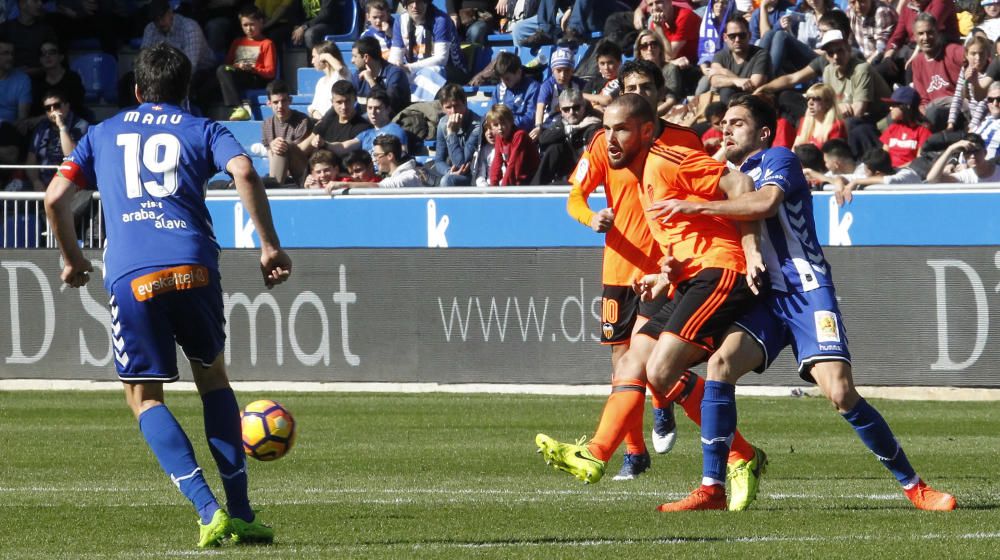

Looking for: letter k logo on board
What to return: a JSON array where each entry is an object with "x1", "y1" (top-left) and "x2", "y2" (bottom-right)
[
  {"x1": 828, "y1": 196, "x2": 853, "y2": 246},
  {"x1": 427, "y1": 199, "x2": 449, "y2": 248},
  {"x1": 234, "y1": 202, "x2": 257, "y2": 248}
]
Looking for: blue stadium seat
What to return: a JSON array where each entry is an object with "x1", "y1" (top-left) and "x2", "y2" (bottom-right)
[
  {"x1": 69, "y1": 53, "x2": 117, "y2": 104},
  {"x1": 221, "y1": 121, "x2": 262, "y2": 151},
  {"x1": 321, "y1": 0, "x2": 362, "y2": 42},
  {"x1": 467, "y1": 97, "x2": 494, "y2": 119},
  {"x1": 486, "y1": 33, "x2": 513, "y2": 45},
  {"x1": 298, "y1": 68, "x2": 323, "y2": 96}
]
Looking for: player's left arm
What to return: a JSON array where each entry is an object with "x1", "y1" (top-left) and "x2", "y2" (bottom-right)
[
  {"x1": 227, "y1": 155, "x2": 292, "y2": 289},
  {"x1": 647, "y1": 170, "x2": 785, "y2": 222},
  {"x1": 44, "y1": 173, "x2": 93, "y2": 288}
]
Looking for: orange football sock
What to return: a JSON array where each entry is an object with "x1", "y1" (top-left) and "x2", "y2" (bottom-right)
[
  {"x1": 587, "y1": 379, "x2": 646, "y2": 462},
  {"x1": 649, "y1": 382, "x2": 670, "y2": 410},
  {"x1": 673, "y1": 371, "x2": 755, "y2": 464}
]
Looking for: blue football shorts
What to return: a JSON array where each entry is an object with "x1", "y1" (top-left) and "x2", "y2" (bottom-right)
[
  {"x1": 108, "y1": 264, "x2": 226, "y2": 383},
  {"x1": 732, "y1": 300, "x2": 790, "y2": 374},
  {"x1": 773, "y1": 286, "x2": 852, "y2": 382}
]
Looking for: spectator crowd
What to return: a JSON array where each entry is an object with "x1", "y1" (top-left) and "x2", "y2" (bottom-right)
[{"x1": 2, "y1": 0, "x2": 1000, "y2": 192}]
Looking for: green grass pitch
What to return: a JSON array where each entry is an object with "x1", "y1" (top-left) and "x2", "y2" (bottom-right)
[{"x1": 0, "y1": 390, "x2": 997, "y2": 559}]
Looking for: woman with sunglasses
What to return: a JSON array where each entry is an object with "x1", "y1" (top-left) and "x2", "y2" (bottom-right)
[
  {"x1": 633, "y1": 29, "x2": 681, "y2": 114},
  {"x1": 30, "y1": 42, "x2": 86, "y2": 121},
  {"x1": 793, "y1": 83, "x2": 844, "y2": 149}
]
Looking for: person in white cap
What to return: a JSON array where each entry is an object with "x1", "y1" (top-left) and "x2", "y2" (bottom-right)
[
  {"x1": 816, "y1": 27, "x2": 890, "y2": 155},
  {"x1": 982, "y1": 0, "x2": 1000, "y2": 42}
]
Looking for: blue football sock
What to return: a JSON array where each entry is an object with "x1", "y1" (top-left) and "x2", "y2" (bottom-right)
[
  {"x1": 138, "y1": 404, "x2": 220, "y2": 524},
  {"x1": 842, "y1": 398, "x2": 917, "y2": 485},
  {"x1": 202, "y1": 388, "x2": 253, "y2": 522},
  {"x1": 701, "y1": 381, "x2": 737, "y2": 484}
]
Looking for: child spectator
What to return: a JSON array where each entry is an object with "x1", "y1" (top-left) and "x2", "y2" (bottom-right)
[
  {"x1": 533, "y1": 48, "x2": 587, "y2": 138},
  {"x1": 352, "y1": 35, "x2": 412, "y2": 115},
  {"x1": 328, "y1": 88, "x2": 408, "y2": 159},
  {"x1": 487, "y1": 104, "x2": 539, "y2": 186},
  {"x1": 794, "y1": 83, "x2": 845, "y2": 149},
  {"x1": 218, "y1": 5, "x2": 277, "y2": 121},
  {"x1": 582, "y1": 39, "x2": 623, "y2": 111},
  {"x1": 360, "y1": 0, "x2": 394, "y2": 58},
  {"x1": 263, "y1": 80, "x2": 312, "y2": 185},
  {"x1": 794, "y1": 143, "x2": 827, "y2": 188},
  {"x1": 343, "y1": 149, "x2": 379, "y2": 181},
  {"x1": 25, "y1": 89, "x2": 87, "y2": 190},
  {"x1": 303, "y1": 149, "x2": 342, "y2": 189},
  {"x1": 700, "y1": 101, "x2": 727, "y2": 155},
  {"x1": 389, "y1": 0, "x2": 469, "y2": 100},
  {"x1": 306, "y1": 41, "x2": 351, "y2": 120},
  {"x1": 982, "y1": 0, "x2": 1000, "y2": 42},
  {"x1": 299, "y1": 81, "x2": 373, "y2": 156},
  {"x1": 433, "y1": 83, "x2": 482, "y2": 186},
  {"x1": 490, "y1": 52, "x2": 540, "y2": 132},
  {"x1": 829, "y1": 146, "x2": 924, "y2": 205},
  {"x1": 879, "y1": 86, "x2": 932, "y2": 168},
  {"x1": 324, "y1": 135, "x2": 424, "y2": 189},
  {"x1": 472, "y1": 118, "x2": 496, "y2": 187}
]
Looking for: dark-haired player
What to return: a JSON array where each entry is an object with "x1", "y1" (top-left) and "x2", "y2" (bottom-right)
[
  {"x1": 563, "y1": 63, "x2": 763, "y2": 501},
  {"x1": 44, "y1": 44, "x2": 292, "y2": 546},
  {"x1": 649, "y1": 94, "x2": 956, "y2": 511},
  {"x1": 540, "y1": 95, "x2": 766, "y2": 506}
]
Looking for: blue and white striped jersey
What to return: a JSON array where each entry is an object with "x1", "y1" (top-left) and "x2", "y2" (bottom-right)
[{"x1": 739, "y1": 147, "x2": 833, "y2": 293}]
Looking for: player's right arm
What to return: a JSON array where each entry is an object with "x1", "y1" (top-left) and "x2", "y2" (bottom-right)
[
  {"x1": 44, "y1": 172, "x2": 93, "y2": 288},
  {"x1": 227, "y1": 155, "x2": 292, "y2": 289},
  {"x1": 567, "y1": 131, "x2": 613, "y2": 231}
]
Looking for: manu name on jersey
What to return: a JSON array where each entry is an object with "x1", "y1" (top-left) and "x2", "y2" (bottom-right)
[
  {"x1": 59, "y1": 102, "x2": 246, "y2": 290},
  {"x1": 739, "y1": 147, "x2": 833, "y2": 293}
]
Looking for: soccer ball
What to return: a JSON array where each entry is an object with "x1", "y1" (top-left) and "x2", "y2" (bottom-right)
[{"x1": 241, "y1": 399, "x2": 296, "y2": 461}]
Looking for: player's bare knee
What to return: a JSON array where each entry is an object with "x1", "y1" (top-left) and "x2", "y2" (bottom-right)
[
  {"x1": 612, "y1": 350, "x2": 645, "y2": 383},
  {"x1": 706, "y1": 352, "x2": 737, "y2": 383}
]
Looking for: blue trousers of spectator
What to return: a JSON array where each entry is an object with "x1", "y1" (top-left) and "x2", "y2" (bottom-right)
[
  {"x1": 566, "y1": 0, "x2": 616, "y2": 36},
  {"x1": 512, "y1": 0, "x2": 560, "y2": 45},
  {"x1": 758, "y1": 29, "x2": 816, "y2": 75}
]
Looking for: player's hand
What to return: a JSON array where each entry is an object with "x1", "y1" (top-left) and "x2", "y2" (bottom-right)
[
  {"x1": 260, "y1": 248, "x2": 291, "y2": 289},
  {"x1": 61, "y1": 258, "x2": 93, "y2": 288},
  {"x1": 744, "y1": 248, "x2": 767, "y2": 295},
  {"x1": 632, "y1": 273, "x2": 665, "y2": 302},
  {"x1": 660, "y1": 247, "x2": 687, "y2": 286},
  {"x1": 646, "y1": 198, "x2": 701, "y2": 223},
  {"x1": 834, "y1": 180, "x2": 856, "y2": 206},
  {"x1": 589, "y1": 208, "x2": 615, "y2": 232}
]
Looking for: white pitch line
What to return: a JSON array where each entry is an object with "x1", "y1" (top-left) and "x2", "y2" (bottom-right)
[{"x1": 3, "y1": 378, "x2": 1000, "y2": 400}]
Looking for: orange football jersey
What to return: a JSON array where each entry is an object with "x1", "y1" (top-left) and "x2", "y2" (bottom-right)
[
  {"x1": 567, "y1": 121, "x2": 703, "y2": 286},
  {"x1": 636, "y1": 144, "x2": 746, "y2": 284}
]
